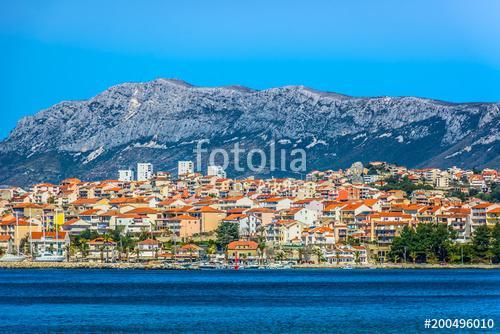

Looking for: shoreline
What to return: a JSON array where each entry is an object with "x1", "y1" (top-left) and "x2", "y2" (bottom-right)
[{"x1": 0, "y1": 262, "x2": 499, "y2": 270}]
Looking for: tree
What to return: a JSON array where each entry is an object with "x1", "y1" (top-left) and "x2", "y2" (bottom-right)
[
  {"x1": 206, "y1": 244, "x2": 217, "y2": 259},
  {"x1": 390, "y1": 223, "x2": 456, "y2": 263},
  {"x1": 449, "y1": 243, "x2": 473, "y2": 264},
  {"x1": 378, "y1": 175, "x2": 433, "y2": 196},
  {"x1": 389, "y1": 226, "x2": 415, "y2": 262},
  {"x1": 119, "y1": 234, "x2": 136, "y2": 261},
  {"x1": 99, "y1": 244, "x2": 105, "y2": 263},
  {"x1": 216, "y1": 222, "x2": 239, "y2": 249},
  {"x1": 312, "y1": 246, "x2": 323, "y2": 264},
  {"x1": 78, "y1": 242, "x2": 89, "y2": 260},
  {"x1": 138, "y1": 228, "x2": 152, "y2": 241},
  {"x1": 65, "y1": 244, "x2": 71, "y2": 262},
  {"x1": 491, "y1": 223, "x2": 500, "y2": 264},
  {"x1": 475, "y1": 183, "x2": 500, "y2": 202},
  {"x1": 299, "y1": 245, "x2": 314, "y2": 263},
  {"x1": 256, "y1": 226, "x2": 267, "y2": 265},
  {"x1": 472, "y1": 225, "x2": 491, "y2": 262},
  {"x1": 275, "y1": 246, "x2": 286, "y2": 263}
]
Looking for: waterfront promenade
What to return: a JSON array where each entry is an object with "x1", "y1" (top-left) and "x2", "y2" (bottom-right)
[{"x1": 1, "y1": 261, "x2": 499, "y2": 270}]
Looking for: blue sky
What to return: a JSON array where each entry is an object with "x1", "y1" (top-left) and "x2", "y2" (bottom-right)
[{"x1": 1, "y1": 0, "x2": 500, "y2": 139}]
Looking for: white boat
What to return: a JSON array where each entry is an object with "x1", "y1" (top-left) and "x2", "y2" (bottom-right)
[
  {"x1": 267, "y1": 263, "x2": 291, "y2": 269},
  {"x1": 0, "y1": 254, "x2": 26, "y2": 262},
  {"x1": 244, "y1": 264, "x2": 261, "y2": 270},
  {"x1": 34, "y1": 253, "x2": 66, "y2": 262},
  {"x1": 199, "y1": 262, "x2": 225, "y2": 270},
  {"x1": 342, "y1": 265, "x2": 353, "y2": 270}
]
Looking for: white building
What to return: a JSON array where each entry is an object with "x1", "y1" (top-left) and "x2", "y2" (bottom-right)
[
  {"x1": 207, "y1": 165, "x2": 226, "y2": 178},
  {"x1": 29, "y1": 231, "x2": 70, "y2": 257},
  {"x1": 137, "y1": 163, "x2": 153, "y2": 181},
  {"x1": 178, "y1": 161, "x2": 194, "y2": 176},
  {"x1": 118, "y1": 169, "x2": 134, "y2": 182}
]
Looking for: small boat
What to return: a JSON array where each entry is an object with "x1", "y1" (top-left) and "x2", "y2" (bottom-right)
[
  {"x1": 0, "y1": 254, "x2": 26, "y2": 262},
  {"x1": 34, "y1": 253, "x2": 66, "y2": 262},
  {"x1": 199, "y1": 262, "x2": 224, "y2": 270},
  {"x1": 267, "y1": 263, "x2": 291, "y2": 270},
  {"x1": 341, "y1": 265, "x2": 353, "y2": 270},
  {"x1": 244, "y1": 264, "x2": 261, "y2": 270}
]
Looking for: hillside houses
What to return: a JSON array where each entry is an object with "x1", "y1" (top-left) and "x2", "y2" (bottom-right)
[{"x1": 0, "y1": 161, "x2": 498, "y2": 264}]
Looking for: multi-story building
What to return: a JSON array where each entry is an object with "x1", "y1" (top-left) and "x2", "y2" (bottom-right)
[
  {"x1": 178, "y1": 161, "x2": 194, "y2": 177},
  {"x1": 137, "y1": 163, "x2": 153, "y2": 181},
  {"x1": 118, "y1": 170, "x2": 134, "y2": 182},
  {"x1": 29, "y1": 231, "x2": 70, "y2": 257},
  {"x1": 207, "y1": 165, "x2": 226, "y2": 178}
]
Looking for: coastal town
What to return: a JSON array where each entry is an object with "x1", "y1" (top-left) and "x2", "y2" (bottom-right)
[{"x1": 0, "y1": 161, "x2": 499, "y2": 268}]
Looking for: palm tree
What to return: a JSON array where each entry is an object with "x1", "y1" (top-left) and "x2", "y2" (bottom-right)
[
  {"x1": 104, "y1": 244, "x2": 110, "y2": 263},
  {"x1": 78, "y1": 242, "x2": 89, "y2": 261},
  {"x1": 312, "y1": 246, "x2": 323, "y2": 264},
  {"x1": 354, "y1": 250, "x2": 360, "y2": 264},
  {"x1": 409, "y1": 251, "x2": 417, "y2": 264},
  {"x1": 65, "y1": 244, "x2": 72, "y2": 262},
  {"x1": 256, "y1": 226, "x2": 266, "y2": 265},
  {"x1": 206, "y1": 244, "x2": 217, "y2": 256},
  {"x1": 99, "y1": 245, "x2": 105, "y2": 263},
  {"x1": 240, "y1": 253, "x2": 248, "y2": 265},
  {"x1": 299, "y1": 245, "x2": 314, "y2": 263},
  {"x1": 188, "y1": 247, "x2": 194, "y2": 263},
  {"x1": 135, "y1": 247, "x2": 140, "y2": 262}
]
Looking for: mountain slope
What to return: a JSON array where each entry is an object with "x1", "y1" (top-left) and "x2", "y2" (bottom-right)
[{"x1": 0, "y1": 78, "x2": 498, "y2": 186}]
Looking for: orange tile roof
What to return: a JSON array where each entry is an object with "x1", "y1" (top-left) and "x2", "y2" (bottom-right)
[
  {"x1": 79, "y1": 209, "x2": 100, "y2": 216},
  {"x1": 195, "y1": 206, "x2": 224, "y2": 213},
  {"x1": 63, "y1": 218, "x2": 82, "y2": 226},
  {"x1": 341, "y1": 203, "x2": 364, "y2": 211},
  {"x1": 224, "y1": 214, "x2": 247, "y2": 220},
  {"x1": 124, "y1": 207, "x2": 158, "y2": 215},
  {"x1": 170, "y1": 214, "x2": 198, "y2": 220},
  {"x1": 138, "y1": 238, "x2": 160, "y2": 245},
  {"x1": 180, "y1": 244, "x2": 202, "y2": 251},
  {"x1": 473, "y1": 203, "x2": 493, "y2": 209},
  {"x1": 370, "y1": 212, "x2": 412, "y2": 219},
  {"x1": 71, "y1": 198, "x2": 100, "y2": 205},
  {"x1": 30, "y1": 231, "x2": 67, "y2": 240},
  {"x1": 227, "y1": 240, "x2": 258, "y2": 249},
  {"x1": 109, "y1": 197, "x2": 146, "y2": 204},
  {"x1": 246, "y1": 208, "x2": 275, "y2": 213}
]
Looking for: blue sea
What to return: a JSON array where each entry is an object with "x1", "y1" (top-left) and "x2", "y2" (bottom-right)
[{"x1": 0, "y1": 269, "x2": 499, "y2": 333}]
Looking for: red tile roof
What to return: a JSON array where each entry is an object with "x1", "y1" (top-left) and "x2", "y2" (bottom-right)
[
  {"x1": 227, "y1": 240, "x2": 258, "y2": 250},
  {"x1": 30, "y1": 231, "x2": 67, "y2": 240}
]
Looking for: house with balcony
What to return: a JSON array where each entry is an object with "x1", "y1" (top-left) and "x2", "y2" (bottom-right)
[
  {"x1": 86, "y1": 237, "x2": 118, "y2": 262},
  {"x1": 323, "y1": 244, "x2": 368, "y2": 265},
  {"x1": 471, "y1": 202, "x2": 498, "y2": 231},
  {"x1": 29, "y1": 231, "x2": 70, "y2": 257},
  {"x1": 226, "y1": 240, "x2": 259, "y2": 264},
  {"x1": 137, "y1": 239, "x2": 161, "y2": 260}
]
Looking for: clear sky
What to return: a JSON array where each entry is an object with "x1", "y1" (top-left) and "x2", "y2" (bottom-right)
[{"x1": 1, "y1": 0, "x2": 500, "y2": 139}]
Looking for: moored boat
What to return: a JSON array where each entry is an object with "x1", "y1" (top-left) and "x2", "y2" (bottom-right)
[
  {"x1": 34, "y1": 252, "x2": 66, "y2": 262},
  {"x1": 199, "y1": 262, "x2": 225, "y2": 270},
  {"x1": 0, "y1": 254, "x2": 26, "y2": 262}
]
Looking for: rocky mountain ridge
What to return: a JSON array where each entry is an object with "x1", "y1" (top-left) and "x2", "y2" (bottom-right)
[{"x1": 0, "y1": 78, "x2": 498, "y2": 186}]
